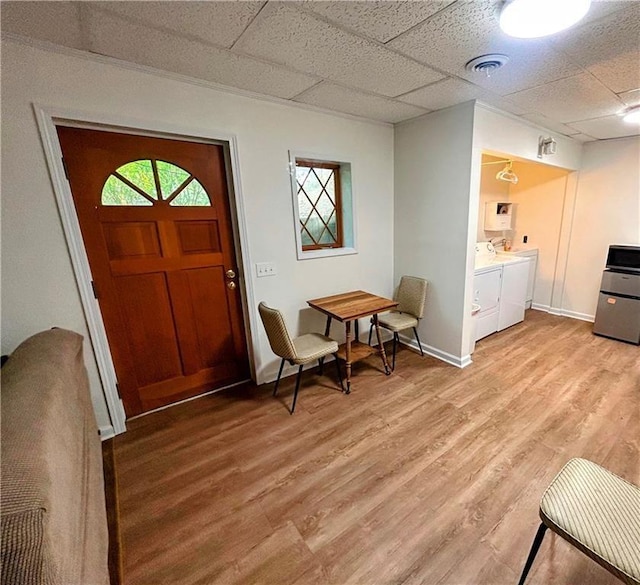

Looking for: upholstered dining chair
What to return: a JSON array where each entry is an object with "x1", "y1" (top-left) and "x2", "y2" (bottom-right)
[
  {"x1": 517, "y1": 458, "x2": 640, "y2": 585},
  {"x1": 258, "y1": 302, "x2": 344, "y2": 414},
  {"x1": 368, "y1": 276, "x2": 428, "y2": 371}
]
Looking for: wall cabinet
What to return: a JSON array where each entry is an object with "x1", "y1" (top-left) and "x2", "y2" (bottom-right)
[{"x1": 484, "y1": 201, "x2": 513, "y2": 231}]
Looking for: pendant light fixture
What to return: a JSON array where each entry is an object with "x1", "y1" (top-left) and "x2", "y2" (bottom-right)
[{"x1": 499, "y1": 0, "x2": 591, "y2": 38}]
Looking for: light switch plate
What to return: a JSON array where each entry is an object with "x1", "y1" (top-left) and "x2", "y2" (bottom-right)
[{"x1": 256, "y1": 262, "x2": 277, "y2": 277}]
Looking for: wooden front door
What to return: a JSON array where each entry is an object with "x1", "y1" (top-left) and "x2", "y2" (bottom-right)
[{"x1": 58, "y1": 127, "x2": 249, "y2": 416}]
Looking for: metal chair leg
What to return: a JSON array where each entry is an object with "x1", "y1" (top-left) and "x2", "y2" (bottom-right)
[
  {"x1": 517, "y1": 523, "x2": 548, "y2": 585},
  {"x1": 413, "y1": 327, "x2": 424, "y2": 357},
  {"x1": 273, "y1": 358, "x2": 285, "y2": 397},
  {"x1": 318, "y1": 357, "x2": 324, "y2": 375},
  {"x1": 290, "y1": 364, "x2": 304, "y2": 415},
  {"x1": 368, "y1": 319, "x2": 374, "y2": 346},
  {"x1": 392, "y1": 332, "x2": 398, "y2": 371},
  {"x1": 333, "y1": 353, "x2": 345, "y2": 392}
]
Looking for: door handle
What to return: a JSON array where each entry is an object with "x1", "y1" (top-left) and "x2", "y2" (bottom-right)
[
  {"x1": 227, "y1": 281, "x2": 236, "y2": 290},
  {"x1": 226, "y1": 269, "x2": 236, "y2": 279}
]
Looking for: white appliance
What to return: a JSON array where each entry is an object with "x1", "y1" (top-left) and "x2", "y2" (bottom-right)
[
  {"x1": 474, "y1": 242, "x2": 530, "y2": 341},
  {"x1": 497, "y1": 248, "x2": 538, "y2": 308}
]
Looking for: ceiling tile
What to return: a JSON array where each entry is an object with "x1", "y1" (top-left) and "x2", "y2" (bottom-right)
[
  {"x1": 569, "y1": 115, "x2": 640, "y2": 140},
  {"x1": 388, "y1": 0, "x2": 581, "y2": 95},
  {"x1": 85, "y1": 9, "x2": 319, "y2": 100},
  {"x1": 507, "y1": 73, "x2": 624, "y2": 123},
  {"x1": 551, "y1": 5, "x2": 640, "y2": 93},
  {"x1": 300, "y1": 0, "x2": 456, "y2": 43},
  {"x1": 618, "y1": 88, "x2": 640, "y2": 107},
  {"x1": 582, "y1": 0, "x2": 632, "y2": 24},
  {"x1": 233, "y1": 2, "x2": 445, "y2": 97},
  {"x1": 520, "y1": 113, "x2": 581, "y2": 136},
  {"x1": 569, "y1": 133, "x2": 597, "y2": 143},
  {"x1": 1, "y1": 1, "x2": 83, "y2": 49},
  {"x1": 294, "y1": 82, "x2": 429, "y2": 123},
  {"x1": 93, "y1": 1, "x2": 264, "y2": 50},
  {"x1": 398, "y1": 77, "x2": 526, "y2": 115}
]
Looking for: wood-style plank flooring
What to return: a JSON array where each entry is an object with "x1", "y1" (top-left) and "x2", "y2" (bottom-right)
[{"x1": 114, "y1": 311, "x2": 639, "y2": 585}]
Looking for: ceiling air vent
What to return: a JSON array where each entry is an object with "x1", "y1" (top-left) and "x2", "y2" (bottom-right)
[{"x1": 465, "y1": 54, "x2": 510, "y2": 77}]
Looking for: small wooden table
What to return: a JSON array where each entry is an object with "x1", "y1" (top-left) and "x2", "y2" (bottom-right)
[{"x1": 307, "y1": 290, "x2": 398, "y2": 394}]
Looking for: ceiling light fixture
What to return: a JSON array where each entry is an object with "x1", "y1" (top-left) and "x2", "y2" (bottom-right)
[
  {"x1": 622, "y1": 106, "x2": 640, "y2": 124},
  {"x1": 499, "y1": 0, "x2": 591, "y2": 38}
]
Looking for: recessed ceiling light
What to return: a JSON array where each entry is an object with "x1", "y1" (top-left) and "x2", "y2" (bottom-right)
[
  {"x1": 622, "y1": 106, "x2": 640, "y2": 124},
  {"x1": 499, "y1": 0, "x2": 592, "y2": 38}
]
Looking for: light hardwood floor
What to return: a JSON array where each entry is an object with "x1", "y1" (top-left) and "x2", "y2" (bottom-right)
[{"x1": 114, "y1": 311, "x2": 639, "y2": 585}]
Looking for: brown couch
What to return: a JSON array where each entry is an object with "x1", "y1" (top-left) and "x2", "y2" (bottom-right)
[{"x1": 1, "y1": 329, "x2": 109, "y2": 585}]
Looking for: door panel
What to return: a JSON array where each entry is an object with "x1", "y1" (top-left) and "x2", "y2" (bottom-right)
[
  {"x1": 103, "y1": 222, "x2": 162, "y2": 259},
  {"x1": 176, "y1": 220, "x2": 222, "y2": 254},
  {"x1": 115, "y1": 272, "x2": 183, "y2": 386},
  {"x1": 57, "y1": 126, "x2": 249, "y2": 415}
]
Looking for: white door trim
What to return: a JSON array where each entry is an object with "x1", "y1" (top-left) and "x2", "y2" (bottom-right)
[{"x1": 33, "y1": 103, "x2": 258, "y2": 436}]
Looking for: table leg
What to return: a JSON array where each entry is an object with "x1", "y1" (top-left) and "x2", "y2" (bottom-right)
[
  {"x1": 373, "y1": 314, "x2": 391, "y2": 375},
  {"x1": 319, "y1": 316, "x2": 332, "y2": 374},
  {"x1": 354, "y1": 319, "x2": 360, "y2": 342},
  {"x1": 345, "y1": 320, "x2": 353, "y2": 394}
]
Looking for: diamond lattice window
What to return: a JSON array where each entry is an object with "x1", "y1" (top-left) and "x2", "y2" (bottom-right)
[
  {"x1": 101, "y1": 159, "x2": 211, "y2": 207},
  {"x1": 296, "y1": 160, "x2": 342, "y2": 250}
]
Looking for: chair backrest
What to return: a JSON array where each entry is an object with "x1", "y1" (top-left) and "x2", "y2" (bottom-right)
[
  {"x1": 396, "y1": 276, "x2": 428, "y2": 319},
  {"x1": 258, "y1": 302, "x2": 297, "y2": 361}
]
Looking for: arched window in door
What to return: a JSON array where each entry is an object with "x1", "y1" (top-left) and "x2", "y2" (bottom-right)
[{"x1": 101, "y1": 159, "x2": 211, "y2": 207}]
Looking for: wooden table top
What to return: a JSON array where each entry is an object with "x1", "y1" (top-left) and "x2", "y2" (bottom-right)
[{"x1": 307, "y1": 290, "x2": 397, "y2": 322}]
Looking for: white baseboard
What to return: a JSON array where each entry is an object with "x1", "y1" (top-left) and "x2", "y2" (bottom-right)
[
  {"x1": 557, "y1": 309, "x2": 595, "y2": 323},
  {"x1": 530, "y1": 304, "x2": 594, "y2": 323},
  {"x1": 99, "y1": 425, "x2": 115, "y2": 441},
  {"x1": 398, "y1": 333, "x2": 471, "y2": 368},
  {"x1": 531, "y1": 303, "x2": 551, "y2": 312}
]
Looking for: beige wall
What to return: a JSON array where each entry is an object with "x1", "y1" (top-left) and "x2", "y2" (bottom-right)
[
  {"x1": 509, "y1": 162, "x2": 569, "y2": 309},
  {"x1": 562, "y1": 137, "x2": 640, "y2": 319},
  {"x1": 1, "y1": 39, "x2": 395, "y2": 432}
]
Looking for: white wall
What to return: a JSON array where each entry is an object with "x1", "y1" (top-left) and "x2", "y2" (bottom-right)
[
  {"x1": 394, "y1": 102, "x2": 476, "y2": 364},
  {"x1": 562, "y1": 137, "x2": 640, "y2": 319},
  {"x1": 1, "y1": 39, "x2": 394, "y2": 430},
  {"x1": 477, "y1": 155, "x2": 511, "y2": 242},
  {"x1": 473, "y1": 103, "x2": 583, "y2": 172}
]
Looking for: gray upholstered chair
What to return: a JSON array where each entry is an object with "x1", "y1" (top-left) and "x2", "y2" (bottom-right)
[
  {"x1": 518, "y1": 458, "x2": 640, "y2": 585},
  {"x1": 368, "y1": 276, "x2": 428, "y2": 371},
  {"x1": 258, "y1": 302, "x2": 344, "y2": 414}
]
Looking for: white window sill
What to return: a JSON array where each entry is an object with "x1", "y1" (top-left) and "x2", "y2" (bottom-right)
[{"x1": 296, "y1": 247, "x2": 358, "y2": 261}]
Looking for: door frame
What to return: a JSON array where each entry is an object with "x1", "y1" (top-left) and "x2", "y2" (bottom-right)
[{"x1": 34, "y1": 103, "x2": 258, "y2": 437}]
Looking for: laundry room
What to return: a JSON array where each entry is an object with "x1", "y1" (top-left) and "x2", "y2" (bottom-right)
[{"x1": 477, "y1": 152, "x2": 573, "y2": 314}]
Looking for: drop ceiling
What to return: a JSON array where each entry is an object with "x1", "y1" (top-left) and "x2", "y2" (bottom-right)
[{"x1": 2, "y1": 0, "x2": 639, "y2": 140}]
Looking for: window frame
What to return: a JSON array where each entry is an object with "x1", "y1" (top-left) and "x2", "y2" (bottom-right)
[
  {"x1": 295, "y1": 158, "x2": 343, "y2": 251},
  {"x1": 289, "y1": 151, "x2": 357, "y2": 261}
]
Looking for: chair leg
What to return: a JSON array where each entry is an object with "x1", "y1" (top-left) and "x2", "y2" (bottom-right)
[
  {"x1": 413, "y1": 327, "x2": 424, "y2": 357},
  {"x1": 318, "y1": 357, "x2": 324, "y2": 375},
  {"x1": 517, "y1": 523, "x2": 548, "y2": 585},
  {"x1": 334, "y1": 353, "x2": 345, "y2": 392},
  {"x1": 368, "y1": 319, "x2": 374, "y2": 346},
  {"x1": 273, "y1": 358, "x2": 285, "y2": 397},
  {"x1": 392, "y1": 332, "x2": 398, "y2": 371},
  {"x1": 290, "y1": 365, "x2": 304, "y2": 415}
]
